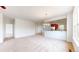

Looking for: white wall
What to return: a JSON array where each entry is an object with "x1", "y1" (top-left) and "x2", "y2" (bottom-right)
[
  {"x1": 67, "y1": 12, "x2": 73, "y2": 42},
  {"x1": 0, "y1": 13, "x2": 3, "y2": 43},
  {"x1": 72, "y1": 7, "x2": 79, "y2": 51},
  {"x1": 35, "y1": 23, "x2": 43, "y2": 34},
  {"x1": 3, "y1": 15, "x2": 14, "y2": 38},
  {"x1": 14, "y1": 18, "x2": 36, "y2": 38}
]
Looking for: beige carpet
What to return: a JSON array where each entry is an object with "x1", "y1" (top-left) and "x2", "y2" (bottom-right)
[{"x1": 0, "y1": 35, "x2": 68, "y2": 52}]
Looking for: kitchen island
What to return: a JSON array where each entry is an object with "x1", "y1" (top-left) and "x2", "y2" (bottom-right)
[{"x1": 44, "y1": 31, "x2": 67, "y2": 40}]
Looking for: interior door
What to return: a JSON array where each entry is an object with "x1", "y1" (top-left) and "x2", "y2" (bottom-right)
[{"x1": 5, "y1": 24, "x2": 14, "y2": 38}]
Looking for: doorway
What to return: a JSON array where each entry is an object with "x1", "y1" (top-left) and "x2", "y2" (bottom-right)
[{"x1": 4, "y1": 19, "x2": 15, "y2": 41}]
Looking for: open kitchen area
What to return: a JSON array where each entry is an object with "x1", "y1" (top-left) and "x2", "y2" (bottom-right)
[{"x1": 42, "y1": 18, "x2": 67, "y2": 41}]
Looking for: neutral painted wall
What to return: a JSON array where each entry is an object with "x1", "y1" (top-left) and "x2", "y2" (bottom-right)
[
  {"x1": 3, "y1": 15, "x2": 36, "y2": 39},
  {"x1": 73, "y1": 7, "x2": 79, "y2": 51},
  {"x1": 35, "y1": 22, "x2": 43, "y2": 34},
  {"x1": 0, "y1": 13, "x2": 3, "y2": 43},
  {"x1": 67, "y1": 12, "x2": 73, "y2": 42},
  {"x1": 67, "y1": 13, "x2": 73, "y2": 42},
  {"x1": 14, "y1": 18, "x2": 36, "y2": 38},
  {"x1": 3, "y1": 15, "x2": 14, "y2": 38},
  {"x1": 3, "y1": 15, "x2": 14, "y2": 24}
]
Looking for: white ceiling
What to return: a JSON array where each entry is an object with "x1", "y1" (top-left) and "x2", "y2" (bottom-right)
[{"x1": 2, "y1": 6, "x2": 73, "y2": 22}]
